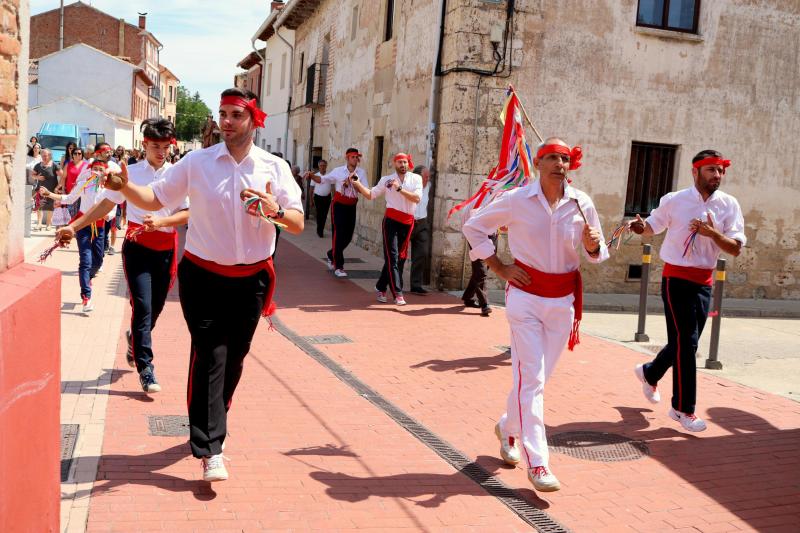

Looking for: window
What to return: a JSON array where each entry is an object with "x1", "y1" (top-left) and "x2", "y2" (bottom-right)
[
  {"x1": 276, "y1": 137, "x2": 282, "y2": 153},
  {"x1": 625, "y1": 141, "x2": 677, "y2": 216},
  {"x1": 298, "y1": 52, "x2": 305, "y2": 83},
  {"x1": 267, "y1": 144, "x2": 272, "y2": 153},
  {"x1": 266, "y1": 64, "x2": 272, "y2": 96},
  {"x1": 351, "y1": 5, "x2": 359, "y2": 41},
  {"x1": 169, "y1": 86, "x2": 173, "y2": 102},
  {"x1": 280, "y1": 53, "x2": 287, "y2": 89},
  {"x1": 636, "y1": 0, "x2": 700, "y2": 33},
  {"x1": 384, "y1": 0, "x2": 394, "y2": 41},
  {"x1": 373, "y1": 136, "x2": 385, "y2": 186}
]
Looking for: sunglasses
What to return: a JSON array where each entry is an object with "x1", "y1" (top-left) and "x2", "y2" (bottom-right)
[{"x1": 73, "y1": 152, "x2": 83, "y2": 155}]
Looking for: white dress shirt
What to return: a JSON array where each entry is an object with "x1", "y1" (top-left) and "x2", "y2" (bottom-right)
[
  {"x1": 151, "y1": 142, "x2": 303, "y2": 265},
  {"x1": 371, "y1": 172, "x2": 424, "y2": 216},
  {"x1": 101, "y1": 160, "x2": 188, "y2": 233},
  {"x1": 646, "y1": 186, "x2": 746, "y2": 269},
  {"x1": 463, "y1": 180, "x2": 609, "y2": 273},
  {"x1": 320, "y1": 165, "x2": 367, "y2": 198},
  {"x1": 311, "y1": 172, "x2": 332, "y2": 196},
  {"x1": 415, "y1": 181, "x2": 431, "y2": 220},
  {"x1": 61, "y1": 160, "x2": 122, "y2": 221}
]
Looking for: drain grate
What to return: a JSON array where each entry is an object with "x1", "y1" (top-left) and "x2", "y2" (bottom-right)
[
  {"x1": 323, "y1": 257, "x2": 366, "y2": 264},
  {"x1": 271, "y1": 316, "x2": 570, "y2": 532},
  {"x1": 148, "y1": 415, "x2": 190, "y2": 436},
  {"x1": 61, "y1": 303, "x2": 77, "y2": 311},
  {"x1": 340, "y1": 269, "x2": 382, "y2": 279},
  {"x1": 302, "y1": 334, "x2": 353, "y2": 345},
  {"x1": 61, "y1": 424, "x2": 80, "y2": 482},
  {"x1": 548, "y1": 431, "x2": 649, "y2": 462}
]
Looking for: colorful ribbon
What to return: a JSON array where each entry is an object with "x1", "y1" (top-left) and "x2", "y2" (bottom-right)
[
  {"x1": 682, "y1": 230, "x2": 699, "y2": 258},
  {"x1": 605, "y1": 222, "x2": 631, "y2": 250},
  {"x1": 243, "y1": 196, "x2": 288, "y2": 229},
  {"x1": 38, "y1": 240, "x2": 63, "y2": 263}
]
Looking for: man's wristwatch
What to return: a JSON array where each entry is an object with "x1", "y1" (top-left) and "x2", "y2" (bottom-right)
[
  {"x1": 396, "y1": 184, "x2": 403, "y2": 192},
  {"x1": 275, "y1": 208, "x2": 285, "y2": 219}
]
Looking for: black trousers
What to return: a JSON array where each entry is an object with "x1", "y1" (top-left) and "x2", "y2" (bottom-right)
[
  {"x1": 314, "y1": 193, "x2": 332, "y2": 238},
  {"x1": 410, "y1": 218, "x2": 430, "y2": 290},
  {"x1": 377, "y1": 216, "x2": 413, "y2": 297},
  {"x1": 643, "y1": 276, "x2": 712, "y2": 415},
  {"x1": 122, "y1": 239, "x2": 173, "y2": 374},
  {"x1": 461, "y1": 234, "x2": 497, "y2": 307},
  {"x1": 178, "y1": 258, "x2": 269, "y2": 458},
  {"x1": 327, "y1": 201, "x2": 357, "y2": 270}
]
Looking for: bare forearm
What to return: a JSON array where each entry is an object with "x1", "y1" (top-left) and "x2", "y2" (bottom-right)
[
  {"x1": 72, "y1": 200, "x2": 115, "y2": 231},
  {"x1": 157, "y1": 209, "x2": 189, "y2": 228},
  {"x1": 279, "y1": 209, "x2": 304, "y2": 235},
  {"x1": 399, "y1": 188, "x2": 420, "y2": 203},
  {"x1": 484, "y1": 254, "x2": 504, "y2": 272},
  {"x1": 121, "y1": 182, "x2": 163, "y2": 211},
  {"x1": 352, "y1": 181, "x2": 372, "y2": 199},
  {"x1": 712, "y1": 231, "x2": 742, "y2": 257}
]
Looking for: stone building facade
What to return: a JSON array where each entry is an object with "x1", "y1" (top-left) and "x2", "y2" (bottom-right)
[{"x1": 264, "y1": 0, "x2": 800, "y2": 300}]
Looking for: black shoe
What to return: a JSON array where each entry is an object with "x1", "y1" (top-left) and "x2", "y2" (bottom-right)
[
  {"x1": 125, "y1": 330, "x2": 135, "y2": 367},
  {"x1": 463, "y1": 299, "x2": 480, "y2": 308},
  {"x1": 410, "y1": 287, "x2": 429, "y2": 295},
  {"x1": 481, "y1": 306, "x2": 492, "y2": 317},
  {"x1": 139, "y1": 370, "x2": 161, "y2": 393}
]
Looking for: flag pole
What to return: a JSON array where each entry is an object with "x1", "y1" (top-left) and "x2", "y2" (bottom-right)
[{"x1": 509, "y1": 85, "x2": 544, "y2": 144}]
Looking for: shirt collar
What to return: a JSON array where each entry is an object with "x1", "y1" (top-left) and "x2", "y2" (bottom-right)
[
  {"x1": 691, "y1": 185, "x2": 717, "y2": 202},
  {"x1": 214, "y1": 141, "x2": 254, "y2": 162},
  {"x1": 526, "y1": 179, "x2": 577, "y2": 200}
]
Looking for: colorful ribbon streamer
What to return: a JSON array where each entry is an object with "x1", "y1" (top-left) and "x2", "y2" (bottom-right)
[
  {"x1": 243, "y1": 196, "x2": 288, "y2": 229},
  {"x1": 682, "y1": 230, "x2": 699, "y2": 258},
  {"x1": 38, "y1": 240, "x2": 63, "y2": 263}
]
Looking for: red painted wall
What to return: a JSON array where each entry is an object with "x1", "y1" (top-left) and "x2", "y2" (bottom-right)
[{"x1": 0, "y1": 263, "x2": 61, "y2": 532}]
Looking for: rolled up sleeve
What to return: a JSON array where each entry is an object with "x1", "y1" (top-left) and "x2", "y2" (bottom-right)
[
  {"x1": 645, "y1": 193, "x2": 673, "y2": 235},
  {"x1": 151, "y1": 157, "x2": 190, "y2": 211},
  {"x1": 724, "y1": 198, "x2": 747, "y2": 245},
  {"x1": 582, "y1": 199, "x2": 610, "y2": 264},
  {"x1": 463, "y1": 195, "x2": 512, "y2": 261}
]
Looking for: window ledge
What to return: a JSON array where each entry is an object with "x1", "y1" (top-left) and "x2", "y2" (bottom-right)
[{"x1": 635, "y1": 26, "x2": 704, "y2": 43}]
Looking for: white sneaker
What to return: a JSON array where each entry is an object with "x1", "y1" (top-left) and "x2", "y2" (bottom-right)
[
  {"x1": 97, "y1": 265, "x2": 104, "y2": 273},
  {"x1": 668, "y1": 408, "x2": 707, "y2": 432},
  {"x1": 202, "y1": 454, "x2": 228, "y2": 482},
  {"x1": 82, "y1": 297, "x2": 94, "y2": 313},
  {"x1": 334, "y1": 269, "x2": 348, "y2": 278},
  {"x1": 494, "y1": 422, "x2": 520, "y2": 465},
  {"x1": 376, "y1": 290, "x2": 387, "y2": 303},
  {"x1": 395, "y1": 295, "x2": 407, "y2": 306},
  {"x1": 634, "y1": 364, "x2": 660, "y2": 404},
  {"x1": 528, "y1": 466, "x2": 561, "y2": 492},
  {"x1": 326, "y1": 258, "x2": 334, "y2": 271}
]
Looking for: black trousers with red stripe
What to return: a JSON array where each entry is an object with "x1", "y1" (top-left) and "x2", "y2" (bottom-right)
[
  {"x1": 178, "y1": 258, "x2": 269, "y2": 458},
  {"x1": 643, "y1": 276, "x2": 711, "y2": 415},
  {"x1": 122, "y1": 239, "x2": 173, "y2": 375},
  {"x1": 376, "y1": 216, "x2": 413, "y2": 298},
  {"x1": 327, "y1": 201, "x2": 357, "y2": 270}
]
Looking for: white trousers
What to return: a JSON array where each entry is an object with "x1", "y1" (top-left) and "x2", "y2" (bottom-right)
[{"x1": 498, "y1": 285, "x2": 574, "y2": 469}]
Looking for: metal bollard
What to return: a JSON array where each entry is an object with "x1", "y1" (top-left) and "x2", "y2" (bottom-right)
[
  {"x1": 705, "y1": 258, "x2": 726, "y2": 370},
  {"x1": 634, "y1": 243, "x2": 651, "y2": 342}
]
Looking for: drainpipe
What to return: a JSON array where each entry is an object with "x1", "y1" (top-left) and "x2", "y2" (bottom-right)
[
  {"x1": 251, "y1": 40, "x2": 267, "y2": 145},
  {"x1": 274, "y1": 28, "x2": 293, "y2": 162},
  {"x1": 59, "y1": 0, "x2": 64, "y2": 50},
  {"x1": 427, "y1": 0, "x2": 445, "y2": 288}
]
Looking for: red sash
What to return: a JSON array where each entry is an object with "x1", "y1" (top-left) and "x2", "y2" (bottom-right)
[
  {"x1": 385, "y1": 208, "x2": 415, "y2": 259},
  {"x1": 663, "y1": 263, "x2": 713, "y2": 287},
  {"x1": 184, "y1": 251, "x2": 277, "y2": 318},
  {"x1": 333, "y1": 192, "x2": 358, "y2": 206},
  {"x1": 126, "y1": 222, "x2": 179, "y2": 288},
  {"x1": 510, "y1": 260, "x2": 583, "y2": 351}
]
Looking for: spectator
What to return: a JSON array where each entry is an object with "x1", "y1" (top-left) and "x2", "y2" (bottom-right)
[
  {"x1": 26, "y1": 143, "x2": 42, "y2": 223},
  {"x1": 409, "y1": 165, "x2": 432, "y2": 294},
  {"x1": 28, "y1": 136, "x2": 38, "y2": 151},
  {"x1": 58, "y1": 147, "x2": 87, "y2": 218},
  {"x1": 112, "y1": 145, "x2": 126, "y2": 164},
  {"x1": 127, "y1": 148, "x2": 140, "y2": 165},
  {"x1": 32, "y1": 148, "x2": 59, "y2": 231},
  {"x1": 84, "y1": 144, "x2": 95, "y2": 162},
  {"x1": 58, "y1": 142, "x2": 77, "y2": 178}
]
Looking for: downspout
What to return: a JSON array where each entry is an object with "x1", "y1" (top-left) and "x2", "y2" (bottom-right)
[
  {"x1": 59, "y1": 0, "x2": 64, "y2": 50},
  {"x1": 251, "y1": 40, "x2": 267, "y2": 145},
  {"x1": 428, "y1": 0, "x2": 446, "y2": 288},
  {"x1": 274, "y1": 27, "x2": 293, "y2": 161}
]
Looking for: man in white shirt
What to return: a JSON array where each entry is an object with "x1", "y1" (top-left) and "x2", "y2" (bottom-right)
[
  {"x1": 351, "y1": 153, "x2": 422, "y2": 306},
  {"x1": 630, "y1": 149, "x2": 745, "y2": 433},
  {"x1": 56, "y1": 119, "x2": 190, "y2": 394},
  {"x1": 309, "y1": 148, "x2": 368, "y2": 277},
  {"x1": 409, "y1": 165, "x2": 431, "y2": 295},
  {"x1": 306, "y1": 159, "x2": 331, "y2": 238},
  {"x1": 41, "y1": 142, "x2": 120, "y2": 313},
  {"x1": 463, "y1": 138, "x2": 607, "y2": 492},
  {"x1": 103, "y1": 88, "x2": 304, "y2": 482}
]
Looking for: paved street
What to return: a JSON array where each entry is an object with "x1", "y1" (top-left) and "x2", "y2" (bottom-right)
[{"x1": 28, "y1": 226, "x2": 800, "y2": 533}]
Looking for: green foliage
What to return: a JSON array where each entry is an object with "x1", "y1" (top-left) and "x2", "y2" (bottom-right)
[{"x1": 175, "y1": 86, "x2": 212, "y2": 141}]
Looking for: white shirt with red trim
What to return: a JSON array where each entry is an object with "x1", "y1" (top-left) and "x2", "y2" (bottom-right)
[
  {"x1": 370, "y1": 172, "x2": 423, "y2": 216},
  {"x1": 646, "y1": 186, "x2": 746, "y2": 269},
  {"x1": 151, "y1": 142, "x2": 303, "y2": 265}
]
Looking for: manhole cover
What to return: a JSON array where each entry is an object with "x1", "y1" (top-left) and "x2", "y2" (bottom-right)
[
  {"x1": 303, "y1": 334, "x2": 353, "y2": 344},
  {"x1": 61, "y1": 303, "x2": 77, "y2": 311},
  {"x1": 61, "y1": 424, "x2": 80, "y2": 482},
  {"x1": 148, "y1": 415, "x2": 190, "y2": 436},
  {"x1": 342, "y1": 270, "x2": 382, "y2": 279},
  {"x1": 548, "y1": 431, "x2": 649, "y2": 462},
  {"x1": 323, "y1": 257, "x2": 366, "y2": 263}
]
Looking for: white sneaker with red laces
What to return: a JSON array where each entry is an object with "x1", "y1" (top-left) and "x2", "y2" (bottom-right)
[
  {"x1": 528, "y1": 466, "x2": 561, "y2": 492},
  {"x1": 202, "y1": 454, "x2": 228, "y2": 482},
  {"x1": 395, "y1": 295, "x2": 407, "y2": 306},
  {"x1": 668, "y1": 408, "x2": 707, "y2": 432},
  {"x1": 82, "y1": 297, "x2": 94, "y2": 313},
  {"x1": 494, "y1": 422, "x2": 520, "y2": 465},
  {"x1": 634, "y1": 364, "x2": 660, "y2": 404},
  {"x1": 376, "y1": 290, "x2": 387, "y2": 303}
]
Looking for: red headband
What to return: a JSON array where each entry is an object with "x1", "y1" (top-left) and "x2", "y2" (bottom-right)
[
  {"x1": 692, "y1": 157, "x2": 730, "y2": 169},
  {"x1": 91, "y1": 161, "x2": 108, "y2": 168},
  {"x1": 144, "y1": 136, "x2": 178, "y2": 146},
  {"x1": 535, "y1": 144, "x2": 583, "y2": 170},
  {"x1": 394, "y1": 152, "x2": 413, "y2": 168},
  {"x1": 220, "y1": 96, "x2": 267, "y2": 128},
  {"x1": 95, "y1": 145, "x2": 113, "y2": 155}
]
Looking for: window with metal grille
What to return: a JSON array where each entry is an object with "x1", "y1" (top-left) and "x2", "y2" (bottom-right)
[
  {"x1": 305, "y1": 64, "x2": 316, "y2": 105},
  {"x1": 625, "y1": 141, "x2": 677, "y2": 216},
  {"x1": 384, "y1": 0, "x2": 394, "y2": 41},
  {"x1": 636, "y1": 0, "x2": 700, "y2": 34}
]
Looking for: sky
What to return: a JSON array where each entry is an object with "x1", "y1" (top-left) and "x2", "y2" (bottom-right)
[{"x1": 30, "y1": 0, "x2": 272, "y2": 117}]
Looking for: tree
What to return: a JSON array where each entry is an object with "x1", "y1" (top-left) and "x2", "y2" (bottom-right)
[{"x1": 175, "y1": 86, "x2": 212, "y2": 141}]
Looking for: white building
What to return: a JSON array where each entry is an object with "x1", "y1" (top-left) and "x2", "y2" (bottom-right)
[{"x1": 28, "y1": 42, "x2": 152, "y2": 147}]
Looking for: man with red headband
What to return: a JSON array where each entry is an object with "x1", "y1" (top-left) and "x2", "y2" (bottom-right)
[
  {"x1": 463, "y1": 137, "x2": 608, "y2": 492},
  {"x1": 102, "y1": 88, "x2": 304, "y2": 482},
  {"x1": 309, "y1": 147, "x2": 368, "y2": 277},
  {"x1": 56, "y1": 119, "x2": 189, "y2": 394},
  {"x1": 351, "y1": 152, "x2": 422, "y2": 305},
  {"x1": 41, "y1": 143, "x2": 121, "y2": 313},
  {"x1": 629, "y1": 149, "x2": 745, "y2": 433}
]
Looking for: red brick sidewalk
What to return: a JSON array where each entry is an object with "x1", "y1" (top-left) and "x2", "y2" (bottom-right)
[{"x1": 85, "y1": 235, "x2": 800, "y2": 532}]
